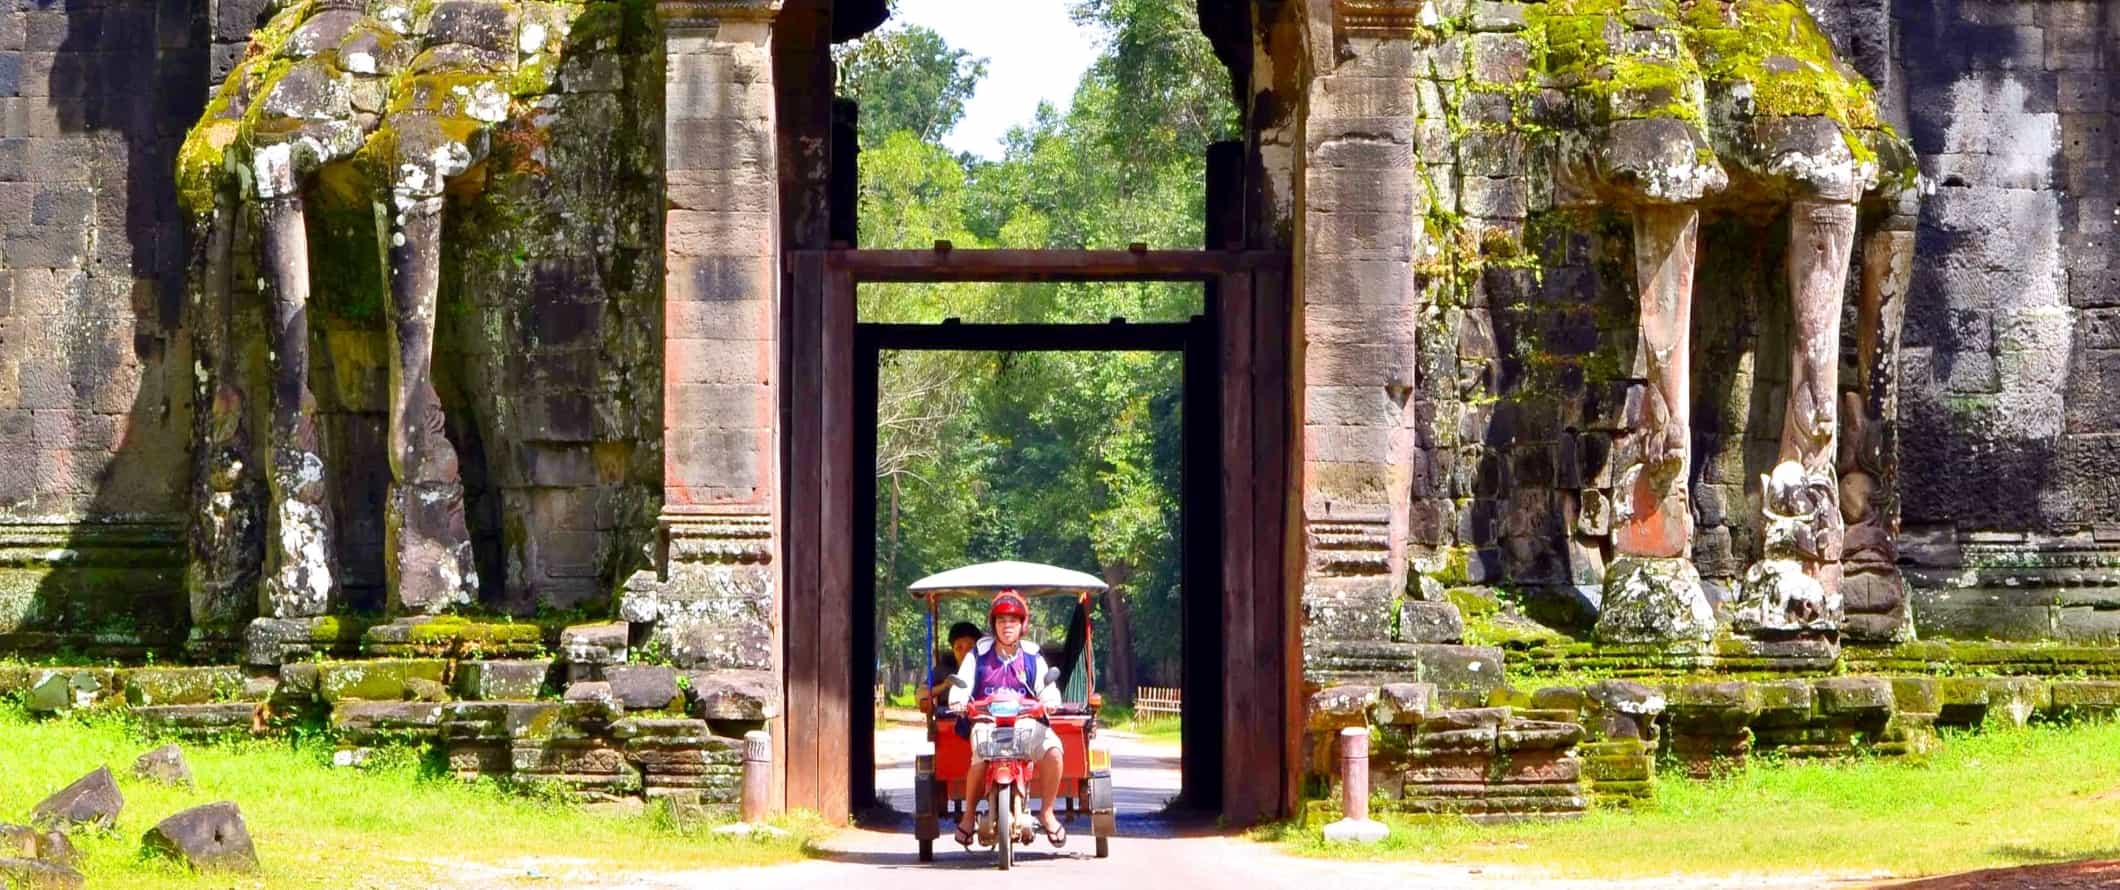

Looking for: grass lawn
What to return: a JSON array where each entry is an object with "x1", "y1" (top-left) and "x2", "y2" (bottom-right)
[
  {"x1": 1096, "y1": 705, "x2": 1182, "y2": 746},
  {"x1": 1267, "y1": 720, "x2": 2120, "y2": 880},
  {"x1": 0, "y1": 706, "x2": 820, "y2": 889}
]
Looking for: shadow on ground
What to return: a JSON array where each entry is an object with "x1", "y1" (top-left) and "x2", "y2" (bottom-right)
[{"x1": 1875, "y1": 857, "x2": 2120, "y2": 890}]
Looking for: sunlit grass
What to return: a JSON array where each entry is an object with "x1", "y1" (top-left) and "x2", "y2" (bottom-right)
[
  {"x1": 1262, "y1": 719, "x2": 2120, "y2": 879},
  {"x1": 0, "y1": 706, "x2": 821, "y2": 889},
  {"x1": 1098, "y1": 705, "x2": 1182, "y2": 745}
]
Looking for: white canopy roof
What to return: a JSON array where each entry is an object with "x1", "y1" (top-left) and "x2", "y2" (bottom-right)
[{"x1": 906, "y1": 560, "x2": 1108, "y2": 599}]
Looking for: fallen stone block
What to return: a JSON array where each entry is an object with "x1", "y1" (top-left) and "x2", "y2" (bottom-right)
[
  {"x1": 141, "y1": 802, "x2": 258, "y2": 873},
  {"x1": 30, "y1": 767, "x2": 122, "y2": 832},
  {"x1": 134, "y1": 744, "x2": 194, "y2": 788},
  {"x1": 0, "y1": 823, "x2": 76, "y2": 868},
  {"x1": 0, "y1": 857, "x2": 84, "y2": 889}
]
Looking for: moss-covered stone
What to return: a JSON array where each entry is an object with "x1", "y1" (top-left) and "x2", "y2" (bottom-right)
[
  {"x1": 318, "y1": 659, "x2": 449, "y2": 703},
  {"x1": 123, "y1": 668, "x2": 244, "y2": 707}
]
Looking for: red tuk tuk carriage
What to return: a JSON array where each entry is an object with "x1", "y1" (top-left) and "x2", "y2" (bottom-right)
[{"x1": 907, "y1": 561, "x2": 1116, "y2": 866}]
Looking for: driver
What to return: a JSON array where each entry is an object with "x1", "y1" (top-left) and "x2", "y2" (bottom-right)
[{"x1": 947, "y1": 590, "x2": 1067, "y2": 849}]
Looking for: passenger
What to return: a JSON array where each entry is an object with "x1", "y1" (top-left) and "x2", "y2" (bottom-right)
[{"x1": 917, "y1": 621, "x2": 982, "y2": 715}]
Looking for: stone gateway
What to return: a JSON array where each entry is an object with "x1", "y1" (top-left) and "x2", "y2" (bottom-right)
[{"x1": 0, "y1": 0, "x2": 2114, "y2": 825}]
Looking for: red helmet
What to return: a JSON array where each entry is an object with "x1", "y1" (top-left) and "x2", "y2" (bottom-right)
[{"x1": 989, "y1": 590, "x2": 1029, "y2": 622}]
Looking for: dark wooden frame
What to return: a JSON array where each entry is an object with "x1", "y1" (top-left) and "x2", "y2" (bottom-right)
[{"x1": 782, "y1": 248, "x2": 1293, "y2": 825}]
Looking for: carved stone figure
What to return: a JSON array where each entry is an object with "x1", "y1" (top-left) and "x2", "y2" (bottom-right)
[
  {"x1": 1734, "y1": 460, "x2": 1845, "y2": 636},
  {"x1": 179, "y1": 0, "x2": 584, "y2": 615}
]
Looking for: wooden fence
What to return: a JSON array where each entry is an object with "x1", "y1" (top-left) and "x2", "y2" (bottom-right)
[{"x1": 1134, "y1": 686, "x2": 1182, "y2": 719}]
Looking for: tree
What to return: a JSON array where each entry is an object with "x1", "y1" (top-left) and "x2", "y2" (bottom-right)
[{"x1": 836, "y1": 24, "x2": 989, "y2": 148}]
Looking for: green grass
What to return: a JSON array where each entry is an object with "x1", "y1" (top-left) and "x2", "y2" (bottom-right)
[
  {"x1": 1266, "y1": 720, "x2": 2120, "y2": 879},
  {"x1": 0, "y1": 706, "x2": 821, "y2": 889},
  {"x1": 1099, "y1": 705, "x2": 1182, "y2": 745}
]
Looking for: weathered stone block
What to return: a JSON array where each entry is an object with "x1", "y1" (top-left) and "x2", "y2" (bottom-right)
[
  {"x1": 1309, "y1": 684, "x2": 1379, "y2": 732},
  {"x1": 1813, "y1": 677, "x2": 1895, "y2": 717},
  {"x1": 318, "y1": 660, "x2": 447, "y2": 702},
  {"x1": 30, "y1": 768, "x2": 121, "y2": 831},
  {"x1": 606, "y1": 665, "x2": 683, "y2": 711},
  {"x1": 123, "y1": 668, "x2": 241, "y2": 706},
  {"x1": 133, "y1": 745, "x2": 193, "y2": 787},
  {"x1": 131, "y1": 704, "x2": 259, "y2": 737},
  {"x1": 2049, "y1": 680, "x2": 2120, "y2": 714},
  {"x1": 1890, "y1": 677, "x2": 1942, "y2": 716},
  {"x1": 1410, "y1": 644, "x2": 1506, "y2": 703},
  {"x1": 682, "y1": 669, "x2": 778, "y2": 721},
  {"x1": 1397, "y1": 600, "x2": 1464, "y2": 644},
  {"x1": 140, "y1": 802, "x2": 256, "y2": 873},
  {"x1": 455, "y1": 660, "x2": 554, "y2": 700},
  {"x1": 1372, "y1": 683, "x2": 1437, "y2": 725},
  {"x1": 0, "y1": 857, "x2": 83, "y2": 889}
]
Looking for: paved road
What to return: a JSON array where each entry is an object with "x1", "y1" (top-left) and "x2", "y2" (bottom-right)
[{"x1": 871, "y1": 713, "x2": 1181, "y2": 817}]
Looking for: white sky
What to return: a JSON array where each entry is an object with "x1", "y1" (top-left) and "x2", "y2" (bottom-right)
[{"x1": 887, "y1": 0, "x2": 1102, "y2": 159}]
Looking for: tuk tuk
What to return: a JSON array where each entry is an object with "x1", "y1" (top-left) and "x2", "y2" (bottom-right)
[{"x1": 907, "y1": 560, "x2": 1116, "y2": 865}]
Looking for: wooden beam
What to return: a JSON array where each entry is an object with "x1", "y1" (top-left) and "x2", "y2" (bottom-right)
[
  {"x1": 819, "y1": 262, "x2": 855, "y2": 822},
  {"x1": 1218, "y1": 267, "x2": 1263, "y2": 824},
  {"x1": 825, "y1": 248, "x2": 1279, "y2": 283},
  {"x1": 782, "y1": 249, "x2": 824, "y2": 814},
  {"x1": 1251, "y1": 259, "x2": 1296, "y2": 820},
  {"x1": 862, "y1": 322, "x2": 1194, "y2": 353}
]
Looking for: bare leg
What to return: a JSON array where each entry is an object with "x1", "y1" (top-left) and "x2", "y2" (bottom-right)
[
  {"x1": 1036, "y1": 747, "x2": 1064, "y2": 833},
  {"x1": 958, "y1": 756, "x2": 986, "y2": 838}
]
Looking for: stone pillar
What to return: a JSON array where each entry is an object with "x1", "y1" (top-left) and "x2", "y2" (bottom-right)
[
  {"x1": 1838, "y1": 220, "x2": 1915, "y2": 641},
  {"x1": 621, "y1": 0, "x2": 783, "y2": 672},
  {"x1": 254, "y1": 171, "x2": 338, "y2": 619},
  {"x1": 1735, "y1": 199, "x2": 1857, "y2": 638},
  {"x1": 1298, "y1": 0, "x2": 1436, "y2": 669},
  {"x1": 1597, "y1": 205, "x2": 1715, "y2": 644},
  {"x1": 385, "y1": 185, "x2": 479, "y2": 614}
]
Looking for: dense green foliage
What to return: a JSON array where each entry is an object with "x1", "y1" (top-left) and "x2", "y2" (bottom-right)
[{"x1": 837, "y1": 3, "x2": 1237, "y2": 698}]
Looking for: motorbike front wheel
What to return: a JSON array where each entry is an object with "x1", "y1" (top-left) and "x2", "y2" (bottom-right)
[{"x1": 994, "y1": 785, "x2": 1014, "y2": 871}]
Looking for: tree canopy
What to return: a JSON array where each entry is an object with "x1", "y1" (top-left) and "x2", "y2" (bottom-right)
[{"x1": 840, "y1": 1, "x2": 1236, "y2": 698}]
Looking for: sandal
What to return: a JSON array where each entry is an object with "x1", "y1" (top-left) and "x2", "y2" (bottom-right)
[
  {"x1": 1041, "y1": 815, "x2": 1067, "y2": 848},
  {"x1": 954, "y1": 821, "x2": 976, "y2": 848}
]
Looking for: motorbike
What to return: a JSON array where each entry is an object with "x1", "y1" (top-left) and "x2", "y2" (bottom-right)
[{"x1": 956, "y1": 673, "x2": 1058, "y2": 870}]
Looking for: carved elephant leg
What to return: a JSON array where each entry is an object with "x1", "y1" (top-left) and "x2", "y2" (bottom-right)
[
  {"x1": 1838, "y1": 219, "x2": 1915, "y2": 641},
  {"x1": 256, "y1": 188, "x2": 339, "y2": 618},
  {"x1": 1736, "y1": 199, "x2": 1858, "y2": 639},
  {"x1": 1596, "y1": 204, "x2": 1715, "y2": 645},
  {"x1": 384, "y1": 187, "x2": 479, "y2": 614},
  {"x1": 187, "y1": 196, "x2": 265, "y2": 637}
]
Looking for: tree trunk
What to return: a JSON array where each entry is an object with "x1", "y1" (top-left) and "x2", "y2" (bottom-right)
[{"x1": 1100, "y1": 563, "x2": 1137, "y2": 707}]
